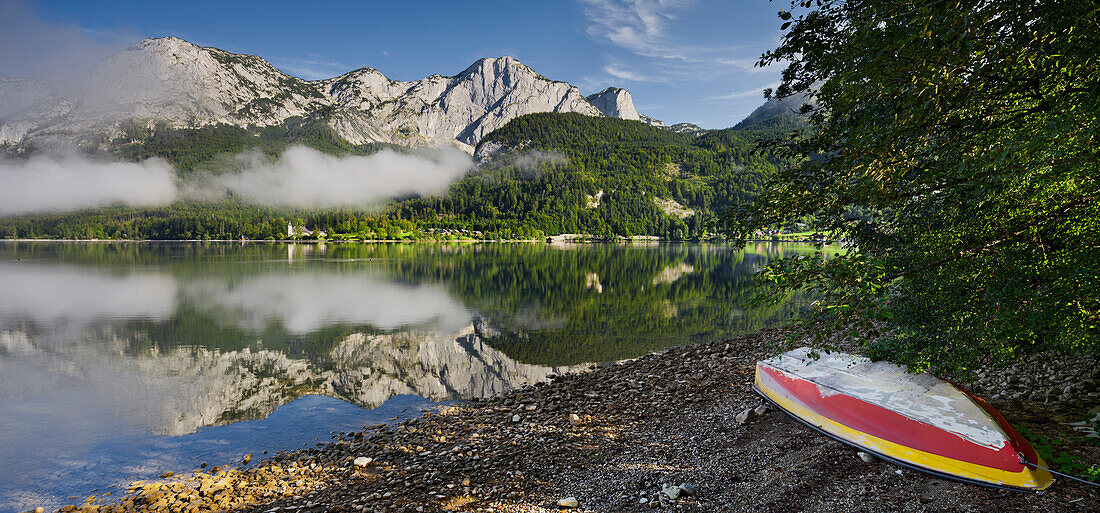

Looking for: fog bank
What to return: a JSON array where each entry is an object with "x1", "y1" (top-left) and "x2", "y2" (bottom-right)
[
  {"x1": 211, "y1": 146, "x2": 471, "y2": 208},
  {"x1": 0, "y1": 154, "x2": 177, "y2": 215},
  {"x1": 0, "y1": 145, "x2": 473, "y2": 215}
]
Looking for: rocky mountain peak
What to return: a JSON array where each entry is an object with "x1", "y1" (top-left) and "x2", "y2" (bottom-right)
[
  {"x1": 586, "y1": 87, "x2": 664, "y2": 127},
  {"x1": 1, "y1": 38, "x2": 663, "y2": 149},
  {"x1": 587, "y1": 87, "x2": 640, "y2": 120},
  {"x1": 67, "y1": 36, "x2": 324, "y2": 135}
]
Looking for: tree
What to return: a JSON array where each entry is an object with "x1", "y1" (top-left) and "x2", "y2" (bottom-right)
[{"x1": 723, "y1": 0, "x2": 1100, "y2": 373}]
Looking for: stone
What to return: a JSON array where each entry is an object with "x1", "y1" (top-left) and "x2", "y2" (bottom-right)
[
  {"x1": 754, "y1": 404, "x2": 768, "y2": 416},
  {"x1": 662, "y1": 484, "x2": 682, "y2": 499},
  {"x1": 678, "y1": 482, "x2": 700, "y2": 496},
  {"x1": 353, "y1": 457, "x2": 373, "y2": 467},
  {"x1": 857, "y1": 451, "x2": 875, "y2": 463},
  {"x1": 587, "y1": 88, "x2": 642, "y2": 121},
  {"x1": 159, "y1": 472, "x2": 174, "y2": 479},
  {"x1": 735, "y1": 408, "x2": 757, "y2": 425},
  {"x1": 511, "y1": 414, "x2": 521, "y2": 423},
  {"x1": 556, "y1": 497, "x2": 579, "y2": 508},
  {"x1": 569, "y1": 413, "x2": 583, "y2": 427},
  {"x1": 242, "y1": 454, "x2": 252, "y2": 465}
]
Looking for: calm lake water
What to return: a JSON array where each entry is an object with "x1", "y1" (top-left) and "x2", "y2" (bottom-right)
[{"x1": 0, "y1": 241, "x2": 821, "y2": 512}]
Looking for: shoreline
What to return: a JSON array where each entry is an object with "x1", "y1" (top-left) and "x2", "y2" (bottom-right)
[
  {"x1": 48, "y1": 330, "x2": 1099, "y2": 513},
  {"x1": 0, "y1": 238, "x2": 833, "y2": 245}
]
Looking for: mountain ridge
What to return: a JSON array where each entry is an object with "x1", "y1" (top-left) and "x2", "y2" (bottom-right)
[{"x1": 0, "y1": 37, "x2": 663, "y2": 153}]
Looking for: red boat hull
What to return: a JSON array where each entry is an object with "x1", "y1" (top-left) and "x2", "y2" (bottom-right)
[{"x1": 755, "y1": 350, "x2": 1054, "y2": 491}]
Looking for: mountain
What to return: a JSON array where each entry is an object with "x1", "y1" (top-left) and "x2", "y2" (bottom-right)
[
  {"x1": 0, "y1": 37, "x2": 660, "y2": 152},
  {"x1": 666, "y1": 122, "x2": 706, "y2": 136},
  {"x1": 732, "y1": 93, "x2": 811, "y2": 130},
  {"x1": 0, "y1": 76, "x2": 75, "y2": 144},
  {"x1": 0, "y1": 112, "x2": 787, "y2": 240},
  {"x1": 321, "y1": 56, "x2": 604, "y2": 151},
  {"x1": 585, "y1": 87, "x2": 663, "y2": 127},
  {"x1": 68, "y1": 38, "x2": 326, "y2": 134}
]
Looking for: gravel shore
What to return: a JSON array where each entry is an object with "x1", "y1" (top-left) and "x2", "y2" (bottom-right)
[{"x1": 55, "y1": 330, "x2": 1099, "y2": 513}]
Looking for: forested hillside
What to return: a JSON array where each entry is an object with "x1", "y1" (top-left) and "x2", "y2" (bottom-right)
[
  {"x1": 0, "y1": 113, "x2": 792, "y2": 240},
  {"x1": 396, "y1": 113, "x2": 784, "y2": 239}
]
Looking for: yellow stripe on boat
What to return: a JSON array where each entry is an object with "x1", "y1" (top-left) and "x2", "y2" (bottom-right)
[{"x1": 756, "y1": 365, "x2": 1054, "y2": 491}]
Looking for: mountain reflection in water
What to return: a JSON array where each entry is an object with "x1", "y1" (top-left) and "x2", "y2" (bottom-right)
[{"x1": 0, "y1": 241, "x2": 824, "y2": 512}]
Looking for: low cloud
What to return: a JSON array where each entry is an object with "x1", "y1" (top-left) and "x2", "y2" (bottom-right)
[
  {"x1": 209, "y1": 146, "x2": 472, "y2": 208},
  {"x1": 0, "y1": 145, "x2": 473, "y2": 216},
  {"x1": 511, "y1": 150, "x2": 567, "y2": 177},
  {"x1": 0, "y1": 154, "x2": 177, "y2": 215},
  {"x1": 475, "y1": 150, "x2": 568, "y2": 180}
]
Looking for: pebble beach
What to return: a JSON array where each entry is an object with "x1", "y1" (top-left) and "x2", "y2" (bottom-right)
[{"x1": 50, "y1": 329, "x2": 1100, "y2": 513}]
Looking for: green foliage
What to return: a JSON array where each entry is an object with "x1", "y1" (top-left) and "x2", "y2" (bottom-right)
[
  {"x1": 1017, "y1": 425, "x2": 1100, "y2": 482},
  {"x1": 722, "y1": 0, "x2": 1100, "y2": 373},
  {"x1": 395, "y1": 113, "x2": 784, "y2": 240},
  {"x1": 112, "y1": 116, "x2": 396, "y2": 173},
  {"x1": 1, "y1": 113, "x2": 789, "y2": 242},
  {"x1": 0, "y1": 241, "x2": 817, "y2": 367}
]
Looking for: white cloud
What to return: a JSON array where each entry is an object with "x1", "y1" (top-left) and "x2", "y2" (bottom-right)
[
  {"x1": 0, "y1": 146, "x2": 472, "y2": 216},
  {"x1": 603, "y1": 64, "x2": 659, "y2": 82},
  {"x1": 210, "y1": 146, "x2": 471, "y2": 209},
  {"x1": 580, "y1": 0, "x2": 693, "y2": 60},
  {"x1": 185, "y1": 272, "x2": 471, "y2": 334},
  {"x1": 0, "y1": 263, "x2": 177, "y2": 328},
  {"x1": 704, "y1": 81, "x2": 780, "y2": 101},
  {"x1": 579, "y1": 0, "x2": 779, "y2": 86},
  {"x1": 271, "y1": 55, "x2": 352, "y2": 80},
  {"x1": 715, "y1": 57, "x2": 779, "y2": 73},
  {"x1": 0, "y1": 154, "x2": 177, "y2": 215}
]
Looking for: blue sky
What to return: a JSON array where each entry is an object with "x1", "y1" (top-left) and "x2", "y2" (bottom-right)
[{"x1": 2, "y1": 0, "x2": 786, "y2": 128}]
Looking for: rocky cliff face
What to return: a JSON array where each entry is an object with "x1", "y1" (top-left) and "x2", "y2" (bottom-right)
[
  {"x1": 0, "y1": 38, "x2": 660, "y2": 151},
  {"x1": 318, "y1": 56, "x2": 603, "y2": 151},
  {"x1": 0, "y1": 76, "x2": 74, "y2": 144},
  {"x1": 586, "y1": 87, "x2": 663, "y2": 127},
  {"x1": 667, "y1": 122, "x2": 706, "y2": 136}
]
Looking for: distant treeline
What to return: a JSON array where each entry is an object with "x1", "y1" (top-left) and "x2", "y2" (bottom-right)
[{"x1": 0, "y1": 113, "x2": 798, "y2": 240}]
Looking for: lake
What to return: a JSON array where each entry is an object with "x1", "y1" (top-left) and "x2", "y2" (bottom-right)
[{"x1": 0, "y1": 241, "x2": 822, "y2": 512}]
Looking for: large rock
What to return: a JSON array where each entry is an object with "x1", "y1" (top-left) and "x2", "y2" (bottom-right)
[{"x1": 586, "y1": 87, "x2": 663, "y2": 127}]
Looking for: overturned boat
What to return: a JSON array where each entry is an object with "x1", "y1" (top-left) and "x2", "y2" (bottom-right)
[{"x1": 754, "y1": 347, "x2": 1054, "y2": 491}]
